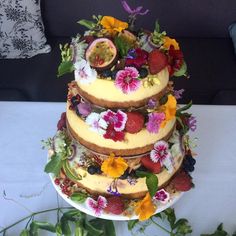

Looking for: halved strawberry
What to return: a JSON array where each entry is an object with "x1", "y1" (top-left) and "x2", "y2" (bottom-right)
[
  {"x1": 141, "y1": 155, "x2": 162, "y2": 174},
  {"x1": 105, "y1": 196, "x2": 124, "y2": 215},
  {"x1": 125, "y1": 112, "x2": 145, "y2": 134},
  {"x1": 171, "y1": 171, "x2": 193, "y2": 191},
  {"x1": 148, "y1": 49, "x2": 168, "y2": 74}
]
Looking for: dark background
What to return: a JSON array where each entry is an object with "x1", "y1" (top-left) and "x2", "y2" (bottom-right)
[{"x1": 0, "y1": 0, "x2": 236, "y2": 104}]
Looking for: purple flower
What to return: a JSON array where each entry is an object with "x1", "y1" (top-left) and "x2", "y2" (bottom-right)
[
  {"x1": 107, "y1": 180, "x2": 121, "y2": 196},
  {"x1": 86, "y1": 196, "x2": 107, "y2": 216},
  {"x1": 187, "y1": 116, "x2": 197, "y2": 132},
  {"x1": 127, "y1": 176, "x2": 137, "y2": 185},
  {"x1": 174, "y1": 89, "x2": 185, "y2": 100},
  {"x1": 77, "y1": 102, "x2": 92, "y2": 117},
  {"x1": 153, "y1": 189, "x2": 170, "y2": 204},
  {"x1": 147, "y1": 99, "x2": 157, "y2": 109},
  {"x1": 115, "y1": 67, "x2": 141, "y2": 94},
  {"x1": 121, "y1": 1, "x2": 149, "y2": 16},
  {"x1": 146, "y1": 112, "x2": 165, "y2": 133}
]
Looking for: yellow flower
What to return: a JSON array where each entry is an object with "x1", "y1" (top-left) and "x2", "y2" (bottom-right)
[
  {"x1": 100, "y1": 16, "x2": 128, "y2": 36},
  {"x1": 163, "y1": 36, "x2": 180, "y2": 50},
  {"x1": 101, "y1": 153, "x2": 128, "y2": 178},
  {"x1": 161, "y1": 94, "x2": 177, "y2": 127},
  {"x1": 135, "y1": 193, "x2": 156, "y2": 221}
]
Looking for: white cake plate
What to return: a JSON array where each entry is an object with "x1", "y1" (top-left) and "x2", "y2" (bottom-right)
[{"x1": 49, "y1": 173, "x2": 184, "y2": 221}]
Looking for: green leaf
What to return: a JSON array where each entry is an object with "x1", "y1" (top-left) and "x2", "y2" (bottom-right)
[
  {"x1": 78, "y1": 19, "x2": 96, "y2": 29},
  {"x1": 57, "y1": 61, "x2": 74, "y2": 77},
  {"x1": 163, "y1": 208, "x2": 176, "y2": 229},
  {"x1": 135, "y1": 171, "x2": 158, "y2": 197},
  {"x1": 29, "y1": 221, "x2": 56, "y2": 235},
  {"x1": 174, "y1": 218, "x2": 192, "y2": 235},
  {"x1": 44, "y1": 154, "x2": 63, "y2": 176},
  {"x1": 20, "y1": 229, "x2": 30, "y2": 236},
  {"x1": 60, "y1": 217, "x2": 71, "y2": 236},
  {"x1": 114, "y1": 36, "x2": 131, "y2": 58},
  {"x1": 71, "y1": 192, "x2": 88, "y2": 203},
  {"x1": 85, "y1": 219, "x2": 103, "y2": 236},
  {"x1": 89, "y1": 219, "x2": 116, "y2": 236},
  {"x1": 176, "y1": 101, "x2": 192, "y2": 115},
  {"x1": 127, "y1": 219, "x2": 139, "y2": 231},
  {"x1": 174, "y1": 61, "x2": 187, "y2": 77},
  {"x1": 29, "y1": 221, "x2": 38, "y2": 236},
  {"x1": 201, "y1": 223, "x2": 229, "y2": 236},
  {"x1": 63, "y1": 209, "x2": 84, "y2": 222},
  {"x1": 55, "y1": 223, "x2": 63, "y2": 236}
]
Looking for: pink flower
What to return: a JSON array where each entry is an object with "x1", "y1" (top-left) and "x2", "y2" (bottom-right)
[
  {"x1": 115, "y1": 67, "x2": 141, "y2": 94},
  {"x1": 86, "y1": 196, "x2": 107, "y2": 216},
  {"x1": 103, "y1": 124, "x2": 125, "y2": 142},
  {"x1": 146, "y1": 112, "x2": 165, "y2": 133},
  {"x1": 101, "y1": 110, "x2": 127, "y2": 131},
  {"x1": 150, "y1": 141, "x2": 171, "y2": 164},
  {"x1": 153, "y1": 189, "x2": 170, "y2": 204}
]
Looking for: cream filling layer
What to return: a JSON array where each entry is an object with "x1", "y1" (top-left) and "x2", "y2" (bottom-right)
[
  {"x1": 72, "y1": 154, "x2": 183, "y2": 196},
  {"x1": 75, "y1": 67, "x2": 169, "y2": 103},
  {"x1": 66, "y1": 104, "x2": 176, "y2": 150}
]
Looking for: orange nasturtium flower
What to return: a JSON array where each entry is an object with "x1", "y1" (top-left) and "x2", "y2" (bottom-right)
[
  {"x1": 135, "y1": 193, "x2": 156, "y2": 221},
  {"x1": 100, "y1": 16, "x2": 128, "y2": 36},
  {"x1": 101, "y1": 153, "x2": 128, "y2": 178},
  {"x1": 161, "y1": 94, "x2": 177, "y2": 127},
  {"x1": 163, "y1": 36, "x2": 180, "y2": 50}
]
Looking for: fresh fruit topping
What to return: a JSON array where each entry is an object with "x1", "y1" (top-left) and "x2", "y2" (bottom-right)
[
  {"x1": 87, "y1": 165, "x2": 101, "y2": 175},
  {"x1": 119, "y1": 169, "x2": 129, "y2": 179},
  {"x1": 82, "y1": 35, "x2": 95, "y2": 44},
  {"x1": 101, "y1": 70, "x2": 112, "y2": 78},
  {"x1": 54, "y1": 178, "x2": 61, "y2": 185},
  {"x1": 125, "y1": 48, "x2": 149, "y2": 68},
  {"x1": 183, "y1": 154, "x2": 196, "y2": 172},
  {"x1": 141, "y1": 155, "x2": 162, "y2": 174},
  {"x1": 105, "y1": 196, "x2": 124, "y2": 215},
  {"x1": 148, "y1": 49, "x2": 168, "y2": 74},
  {"x1": 85, "y1": 38, "x2": 117, "y2": 70},
  {"x1": 171, "y1": 171, "x2": 193, "y2": 191},
  {"x1": 125, "y1": 112, "x2": 145, "y2": 134},
  {"x1": 57, "y1": 112, "x2": 66, "y2": 131},
  {"x1": 118, "y1": 30, "x2": 137, "y2": 46},
  {"x1": 138, "y1": 67, "x2": 149, "y2": 78}
]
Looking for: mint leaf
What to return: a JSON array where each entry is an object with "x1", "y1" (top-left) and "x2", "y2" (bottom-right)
[
  {"x1": 128, "y1": 219, "x2": 139, "y2": 231},
  {"x1": 57, "y1": 61, "x2": 74, "y2": 77},
  {"x1": 44, "y1": 154, "x2": 63, "y2": 176},
  {"x1": 201, "y1": 223, "x2": 229, "y2": 236},
  {"x1": 89, "y1": 219, "x2": 116, "y2": 236},
  {"x1": 135, "y1": 170, "x2": 152, "y2": 178},
  {"x1": 71, "y1": 192, "x2": 88, "y2": 203},
  {"x1": 78, "y1": 19, "x2": 96, "y2": 29},
  {"x1": 174, "y1": 61, "x2": 187, "y2": 77}
]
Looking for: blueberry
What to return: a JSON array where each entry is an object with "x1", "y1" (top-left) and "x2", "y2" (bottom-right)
[
  {"x1": 119, "y1": 169, "x2": 129, "y2": 179},
  {"x1": 95, "y1": 166, "x2": 102, "y2": 174},
  {"x1": 101, "y1": 70, "x2": 112, "y2": 78},
  {"x1": 87, "y1": 166, "x2": 97, "y2": 175},
  {"x1": 111, "y1": 70, "x2": 118, "y2": 80},
  {"x1": 71, "y1": 96, "x2": 79, "y2": 107},
  {"x1": 186, "y1": 154, "x2": 196, "y2": 166},
  {"x1": 139, "y1": 68, "x2": 148, "y2": 78}
]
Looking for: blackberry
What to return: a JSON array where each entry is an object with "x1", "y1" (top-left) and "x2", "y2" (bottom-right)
[
  {"x1": 95, "y1": 166, "x2": 102, "y2": 174},
  {"x1": 186, "y1": 154, "x2": 196, "y2": 166},
  {"x1": 139, "y1": 68, "x2": 148, "y2": 78},
  {"x1": 119, "y1": 169, "x2": 129, "y2": 179},
  {"x1": 71, "y1": 96, "x2": 80, "y2": 107},
  {"x1": 87, "y1": 165, "x2": 97, "y2": 175}
]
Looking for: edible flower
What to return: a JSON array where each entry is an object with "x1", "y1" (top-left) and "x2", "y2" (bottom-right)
[
  {"x1": 77, "y1": 102, "x2": 92, "y2": 117},
  {"x1": 187, "y1": 116, "x2": 197, "y2": 132},
  {"x1": 101, "y1": 153, "x2": 128, "y2": 178},
  {"x1": 174, "y1": 89, "x2": 185, "y2": 100},
  {"x1": 74, "y1": 59, "x2": 97, "y2": 84},
  {"x1": 107, "y1": 179, "x2": 121, "y2": 196},
  {"x1": 125, "y1": 48, "x2": 148, "y2": 68},
  {"x1": 121, "y1": 1, "x2": 149, "y2": 16},
  {"x1": 100, "y1": 16, "x2": 128, "y2": 36},
  {"x1": 103, "y1": 124, "x2": 125, "y2": 142},
  {"x1": 163, "y1": 36, "x2": 180, "y2": 50},
  {"x1": 161, "y1": 94, "x2": 177, "y2": 127},
  {"x1": 146, "y1": 112, "x2": 165, "y2": 133},
  {"x1": 86, "y1": 196, "x2": 107, "y2": 216},
  {"x1": 115, "y1": 67, "x2": 141, "y2": 94},
  {"x1": 135, "y1": 193, "x2": 156, "y2": 221},
  {"x1": 153, "y1": 189, "x2": 170, "y2": 204}
]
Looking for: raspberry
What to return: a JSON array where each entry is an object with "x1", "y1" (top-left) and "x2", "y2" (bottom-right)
[
  {"x1": 105, "y1": 196, "x2": 124, "y2": 215},
  {"x1": 125, "y1": 112, "x2": 144, "y2": 134},
  {"x1": 171, "y1": 171, "x2": 193, "y2": 191},
  {"x1": 148, "y1": 49, "x2": 168, "y2": 74},
  {"x1": 141, "y1": 155, "x2": 162, "y2": 174}
]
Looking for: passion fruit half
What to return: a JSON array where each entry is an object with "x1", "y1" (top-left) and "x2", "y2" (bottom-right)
[{"x1": 85, "y1": 38, "x2": 117, "y2": 70}]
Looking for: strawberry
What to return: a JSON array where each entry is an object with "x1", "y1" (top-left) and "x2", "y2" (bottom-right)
[
  {"x1": 171, "y1": 171, "x2": 193, "y2": 191},
  {"x1": 125, "y1": 112, "x2": 144, "y2": 134},
  {"x1": 57, "y1": 112, "x2": 66, "y2": 130},
  {"x1": 105, "y1": 196, "x2": 124, "y2": 215},
  {"x1": 148, "y1": 49, "x2": 168, "y2": 74},
  {"x1": 141, "y1": 155, "x2": 162, "y2": 174}
]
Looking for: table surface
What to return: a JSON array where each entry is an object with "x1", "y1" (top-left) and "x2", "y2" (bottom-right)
[{"x1": 1, "y1": 102, "x2": 236, "y2": 235}]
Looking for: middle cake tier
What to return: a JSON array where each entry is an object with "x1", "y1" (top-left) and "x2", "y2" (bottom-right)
[{"x1": 66, "y1": 104, "x2": 176, "y2": 156}]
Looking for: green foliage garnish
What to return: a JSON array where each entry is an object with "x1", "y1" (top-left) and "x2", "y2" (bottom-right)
[
  {"x1": 135, "y1": 170, "x2": 158, "y2": 197},
  {"x1": 114, "y1": 36, "x2": 132, "y2": 58},
  {"x1": 174, "y1": 61, "x2": 187, "y2": 77},
  {"x1": 201, "y1": 223, "x2": 229, "y2": 236},
  {"x1": 78, "y1": 15, "x2": 103, "y2": 32},
  {"x1": 89, "y1": 218, "x2": 116, "y2": 236},
  {"x1": 44, "y1": 154, "x2": 63, "y2": 176},
  {"x1": 151, "y1": 20, "x2": 166, "y2": 45},
  {"x1": 57, "y1": 61, "x2": 74, "y2": 77},
  {"x1": 70, "y1": 192, "x2": 88, "y2": 203}
]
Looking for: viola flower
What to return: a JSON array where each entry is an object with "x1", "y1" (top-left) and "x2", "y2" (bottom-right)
[
  {"x1": 121, "y1": 1, "x2": 149, "y2": 16},
  {"x1": 187, "y1": 116, "x2": 197, "y2": 132},
  {"x1": 77, "y1": 102, "x2": 92, "y2": 117},
  {"x1": 153, "y1": 189, "x2": 170, "y2": 204},
  {"x1": 86, "y1": 196, "x2": 107, "y2": 216},
  {"x1": 107, "y1": 179, "x2": 121, "y2": 196},
  {"x1": 85, "y1": 112, "x2": 108, "y2": 135},
  {"x1": 146, "y1": 112, "x2": 166, "y2": 133},
  {"x1": 125, "y1": 48, "x2": 148, "y2": 68},
  {"x1": 115, "y1": 67, "x2": 141, "y2": 94},
  {"x1": 163, "y1": 36, "x2": 180, "y2": 50},
  {"x1": 167, "y1": 45, "x2": 184, "y2": 76},
  {"x1": 174, "y1": 89, "x2": 185, "y2": 100},
  {"x1": 74, "y1": 59, "x2": 97, "y2": 84},
  {"x1": 135, "y1": 193, "x2": 156, "y2": 221},
  {"x1": 101, "y1": 110, "x2": 127, "y2": 131},
  {"x1": 147, "y1": 98, "x2": 157, "y2": 109},
  {"x1": 100, "y1": 16, "x2": 128, "y2": 36},
  {"x1": 150, "y1": 140, "x2": 171, "y2": 165},
  {"x1": 103, "y1": 124, "x2": 125, "y2": 142},
  {"x1": 101, "y1": 153, "x2": 128, "y2": 178}
]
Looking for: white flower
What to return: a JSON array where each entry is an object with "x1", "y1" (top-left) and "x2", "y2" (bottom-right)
[
  {"x1": 71, "y1": 35, "x2": 88, "y2": 62},
  {"x1": 85, "y1": 112, "x2": 108, "y2": 135},
  {"x1": 74, "y1": 59, "x2": 97, "y2": 84}
]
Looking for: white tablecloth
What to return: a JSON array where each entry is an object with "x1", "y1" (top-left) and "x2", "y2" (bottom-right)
[{"x1": 1, "y1": 102, "x2": 236, "y2": 235}]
